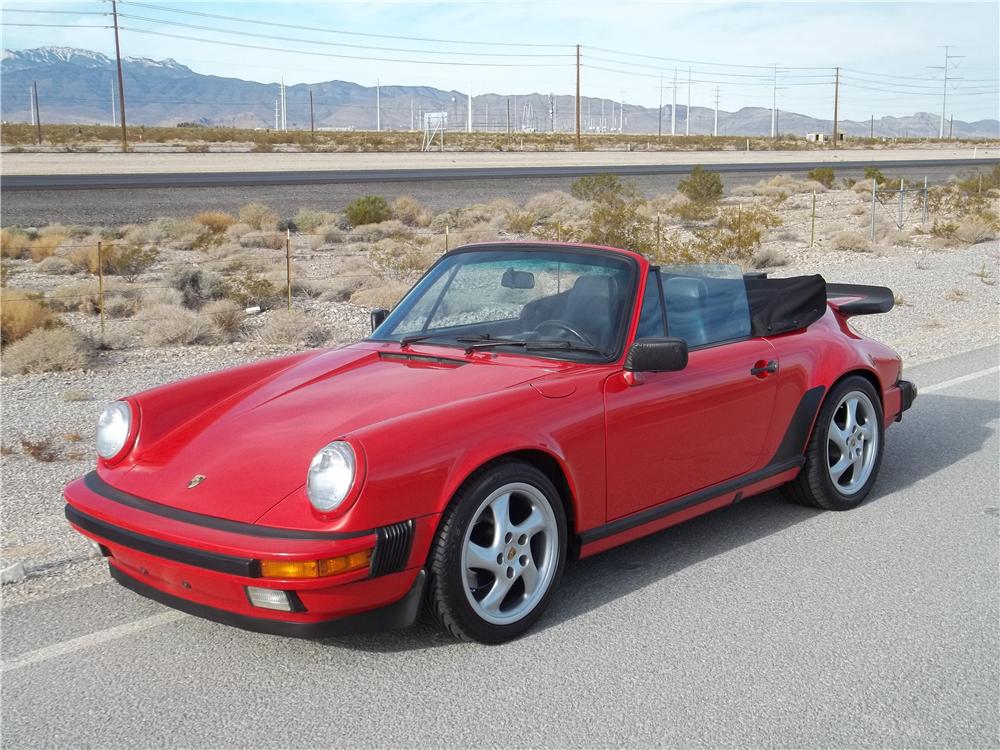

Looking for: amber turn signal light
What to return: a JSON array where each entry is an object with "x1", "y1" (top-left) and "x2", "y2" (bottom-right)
[{"x1": 259, "y1": 549, "x2": 371, "y2": 579}]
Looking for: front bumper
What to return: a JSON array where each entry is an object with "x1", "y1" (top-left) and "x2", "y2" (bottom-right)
[{"x1": 65, "y1": 472, "x2": 438, "y2": 637}]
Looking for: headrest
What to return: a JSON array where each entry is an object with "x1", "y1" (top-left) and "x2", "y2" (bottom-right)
[
  {"x1": 663, "y1": 276, "x2": 707, "y2": 312},
  {"x1": 571, "y1": 274, "x2": 616, "y2": 300}
]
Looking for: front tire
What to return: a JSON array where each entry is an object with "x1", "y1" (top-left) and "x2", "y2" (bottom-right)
[
  {"x1": 785, "y1": 376, "x2": 885, "y2": 511},
  {"x1": 428, "y1": 460, "x2": 567, "y2": 644}
]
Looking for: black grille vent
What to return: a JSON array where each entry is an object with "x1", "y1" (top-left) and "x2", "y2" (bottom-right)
[{"x1": 370, "y1": 520, "x2": 414, "y2": 577}]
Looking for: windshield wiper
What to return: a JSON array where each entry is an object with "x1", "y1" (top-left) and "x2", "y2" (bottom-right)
[
  {"x1": 399, "y1": 333, "x2": 492, "y2": 348},
  {"x1": 463, "y1": 338, "x2": 608, "y2": 357}
]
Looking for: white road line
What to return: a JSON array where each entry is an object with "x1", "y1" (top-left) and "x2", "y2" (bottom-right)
[
  {"x1": 920, "y1": 366, "x2": 1000, "y2": 395},
  {"x1": 1, "y1": 611, "x2": 184, "y2": 674}
]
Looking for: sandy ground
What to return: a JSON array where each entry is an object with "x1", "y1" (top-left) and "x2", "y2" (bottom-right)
[{"x1": 3, "y1": 146, "x2": 997, "y2": 176}]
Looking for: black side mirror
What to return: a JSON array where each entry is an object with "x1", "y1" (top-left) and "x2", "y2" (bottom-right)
[
  {"x1": 624, "y1": 337, "x2": 688, "y2": 373},
  {"x1": 370, "y1": 307, "x2": 388, "y2": 332}
]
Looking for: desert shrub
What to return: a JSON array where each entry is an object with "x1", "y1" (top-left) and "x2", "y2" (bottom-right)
[
  {"x1": 851, "y1": 178, "x2": 876, "y2": 194},
  {"x1": 239, "y1": 231, "x2": 285, "y2": 250},
  {"x1": 370, "y1": 240, "x2": 436, "y2": 280},
  {"x1": 524, "y1": 191, "x2": 589, "y2": 223},
  {"x1": 37, "y1": 256, "x2": 77, "y2": 275},
  {"x1": 251, "y1": 142, "x2": 275, "y2": 153},
  {"x1": 662, "y1": 192, "x2": 716, "y2": 221},
  {"x1": 584, "y1": 194, "x2": 654, "y2": 254},
  {"x1": 29, "y1": 231, "x2": 66, "y2": 262},
  {"x1": 930, "y1": 219, "x2": 957, "y2": 239},
  {"x1": 655, "y1": 205, "x2": 781, "y2": 266},
  {"x1": 677, "y1": 166, "x2": 724, "y2": 205},
  {"x1": 504, "y1": 210, "x2": 537, "y2": 234},
  {"x1": 750, "y1": 247, "x2": 790, "y2": 269},
  {"x1": 716, "y1": 206, "x2": 782, "y2": 249},
  {"x1": 807, "y1": 167, "x2": 836, "y2": 189},
  {"x1": 123, "y1": 222, "x2": 165, "y2": 246},
  {"x1": 218, "y1": 271, "x2": 276, "y2": 308},
  {"x1": 106, "y1": 243, "x2": 159, "y2": 281},
  {"x1": 136, "y1": 304, "x2": 215, "y2": 346},
  {"x1": 882, "y1": 229, "x2": 913, "y2": 247},
  {"x1": 349, "y1": 281, "x2": 412, "y2": 309},
  {"x1": 317, "y1": 224, "x2": 344, "y2": 245},
  {"x1": 1, "y1": 290, "x2": 54, "y2": 345},
  {"x1": 429, "y1": 200, "x2": 513, "y2": 232},
  {"x1": 392, "y1": 196, "x2": 432, "y2": 227},
  {"x1": 350, "y1": 220, "x2": 412, "y2": 244},
  {"x1": 258, "y1": 309, "x2": 328, "y2": 347},
  {"x1": 225, "y1": 222, "x2": 253, "y2": 241},
  {"x1": 2, "y1": 327, "x2": 91, "y2": 374},
  {"x1": 832, "y1": 230, "x2": 871, "y2": 252},
  {"x1": 194, "y1": 211, "x2": 237, "y2": 234},
  {"x1": 153, "y1": 217, "x2": 203, "y2": 242},
  {"x1": 239, "y1": 202, "x2": 279, "y2": 231},
  {"x1": 570, "y1": 174, "x2": 624, "y2": 202},
  {"x1": 293, "y1": 209, "x2": 336, "y2": 234},
  {"x1": 345, "y1": 195, "x2": 392, "y2": 227},
  {"x1": 733, "y1": 174, "x2": 824, "y2": 200},
  {"x1": 185, "y1": 143, "x2": 209, "y2": 153},
  {"x1": 167, "y1": 267, "x2": 226, "y2": 308},
  {"x1": 318, "y1": 276, "x2": 367, "y2": 302},
  {"x1": 103, "y1": 295, "x2": 138, "y2": 319},
  {"x1": 863, "y1": 166, "x2": 886, "y2": 184},
  {"x1": 202, "y1": 299, "x2": 245, "y2": 340},
  {"x1": 141, "y1": 286, "x2": 185, "y2": 307},
  {"x1": 954, "y1": 214, "x2": 997, "y2": 244},
  {"x1": 1, "y1": 229, "x2": 30, "y2": 259}
]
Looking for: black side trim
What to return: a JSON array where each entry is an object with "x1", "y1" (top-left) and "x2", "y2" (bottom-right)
[
  {"x1": 826, "y1": 283, "x2": 894, "y2": 316},
  {"x1": 83, "y1": 472, "x2": 372, "y2": 541},
  {"x1": 578, "y1": 457, "x2": 804, "y2": 545},
  {"x1": 67, "y1": 505, "x2": 259, "y2": 577},
  {"x1": 370, "y1": 520, "x2": 414, "y2": 577},
  {"x1": 769, "y1": 385, "x2": 826, "y2": 464},
  {"x1": 110, "y1": 564, "x2": 427, "y2": 639}
]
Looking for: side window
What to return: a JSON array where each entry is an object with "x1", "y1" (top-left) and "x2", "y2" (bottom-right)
[
  {"x1": 662, "y1": 269, "x2": 751, "y2": 348},
  {"x1": 635, "y1": 271, "x2": 666, "y2": 339}
]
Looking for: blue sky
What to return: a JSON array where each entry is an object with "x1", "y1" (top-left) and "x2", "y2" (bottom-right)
[{"x1": 2, "y1": 1, "x2": 998, "y2": 121}]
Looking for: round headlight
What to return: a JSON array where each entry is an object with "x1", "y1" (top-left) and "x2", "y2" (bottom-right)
[
  {"x1": 96, "y1": 401, "x2": 132, "y2": 459},
  {"x1": 306, "y1": 441, "x2": 356, "y2": 512}
]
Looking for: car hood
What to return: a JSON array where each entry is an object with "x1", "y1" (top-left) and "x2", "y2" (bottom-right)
[{"x1": 113, "y1": 344, "x2": 556, "y2": 523}]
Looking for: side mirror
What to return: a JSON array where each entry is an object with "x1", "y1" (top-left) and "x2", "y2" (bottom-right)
[
  {"x1": 370, "y1": 307, "x2": 388, "y2": 332},
  {"x1": 624, "y1": 337, "x2": 688, "y2": 373}
]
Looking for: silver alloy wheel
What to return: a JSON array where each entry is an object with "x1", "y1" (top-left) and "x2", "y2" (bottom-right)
[
  {"x1": 826, "y1": 390, "x2": 879, "y2": 495},
  {"x1": 460, "y1": 482, "x2": 559, "y2": 626}
]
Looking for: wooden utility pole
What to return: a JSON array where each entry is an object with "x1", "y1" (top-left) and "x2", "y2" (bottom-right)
[
  {"x1": 309, "y1": 89, "x2": 315, "y2": 143},
  {"x1": 832, "y1": 66, "x2": 840, "y2": 149},
  {"x1": 110, "y1": 0, "x2": 128, "y2": 152},
  {"x1": 575, "y1": 44, "x2": 582, "y2": 150},
  {"x1": 32, "y1": 81, "x2": 41, "y2": 145}
]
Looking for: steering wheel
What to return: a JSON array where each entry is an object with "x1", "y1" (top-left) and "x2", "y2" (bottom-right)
[{"x1": 532, "y1": 319, "x2": 596, "y2": 347}]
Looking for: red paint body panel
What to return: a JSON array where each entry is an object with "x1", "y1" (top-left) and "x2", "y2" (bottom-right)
[{"x1": 64, "y1": 242, "x2": 910, "y2": 633}]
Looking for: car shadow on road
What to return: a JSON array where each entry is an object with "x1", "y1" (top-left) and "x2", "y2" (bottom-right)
[{"x1": 326, "y1": 392, "x2": 996, "y2": 652}]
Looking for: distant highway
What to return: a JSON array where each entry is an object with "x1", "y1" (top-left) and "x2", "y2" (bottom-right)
[{"x1": 1, "y1": 157, "x2": 994, "y2": 191}]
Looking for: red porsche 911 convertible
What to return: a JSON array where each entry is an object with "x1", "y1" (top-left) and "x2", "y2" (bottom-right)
[{"x1": 65, "y1": 242, "x2": 916, "y2": 643}]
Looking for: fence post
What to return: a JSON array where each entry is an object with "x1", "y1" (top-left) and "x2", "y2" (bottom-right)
[
  {"x1": 923, "y1": 176, "x2": 928, "y2": 224},
  {"x1": 97, "y1": 241, "x2": 106, "y2": 341},
  {"x1": 810, "y1": 191, "x2": 816, "y2": 247},
  {"x1": 285, "y1": 229, "x2": 292, "y2": 310},
  {"x1": 897, "y1": 179, "x2": 904, "y2": 229},
  {"x1": 656, "y1": 212, "x2": 661, "y2": 255},
  {"x1": 870, "y1": 179, "x2": 877, "y2": 245},
  {"x1": 737, "y1": 203, "x2": 743, "y2": 253},
  {"x1": 445, "y1": 225, "x2": 449, "y2": 252}
]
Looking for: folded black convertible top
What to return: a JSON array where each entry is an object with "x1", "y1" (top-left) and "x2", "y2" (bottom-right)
[{"x1": 744, "y1": 275, "x2": 893, "y2": 337}]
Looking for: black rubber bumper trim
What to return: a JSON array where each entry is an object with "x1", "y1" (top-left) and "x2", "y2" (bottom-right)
[
  {"x1": 899, "y1": 379, "x2": 917, "y2": 413},
  {"x1": 67, "y1": 504, "x2": 259, "y2": 577},
  {"x1": 110, "y1": 564, "x2": 427, "y2": 638},
  {"x1": 578, "y1": 457, "x2": 804, "y2": 545},
  {"x1": 82, "y1": 471, "x2": 372, "y2": 541}
]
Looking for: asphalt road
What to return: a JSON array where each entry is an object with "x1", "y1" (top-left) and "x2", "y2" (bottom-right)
[
  {"x1": 2, "y1": 345, "x2": 998, "y2": 748},
  {"x1": 3, "y1": 160, "x2": 995, "y2": 227}
]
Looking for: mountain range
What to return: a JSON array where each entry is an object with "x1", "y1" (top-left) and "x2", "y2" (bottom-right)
[{"x1": 2, "y1": 47, "x2": 997, "y2": 138}]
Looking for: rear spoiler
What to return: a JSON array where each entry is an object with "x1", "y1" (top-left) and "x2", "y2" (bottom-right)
[{"x1": 826, "y1": 283, "x2": 894, "y2": 317}]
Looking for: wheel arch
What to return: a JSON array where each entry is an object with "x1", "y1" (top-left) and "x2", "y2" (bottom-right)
[{"x1": 829, "y1": 367, "x2": 883, "y2": 407}]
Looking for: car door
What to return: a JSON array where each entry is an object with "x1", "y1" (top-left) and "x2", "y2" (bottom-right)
[{"x1": 603, "y1": 268, "x2": 780, "y2": 520}]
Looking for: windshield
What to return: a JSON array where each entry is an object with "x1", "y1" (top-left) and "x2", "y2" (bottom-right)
[{"x1": 370, "y1": 247, "x2": 637, "y2": 361}]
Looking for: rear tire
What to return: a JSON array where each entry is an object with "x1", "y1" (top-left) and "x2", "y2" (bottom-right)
[
  {"x1": 784, "y1": 376, "x2": 885, "y2": 511},
  {"x1": 427, "y1": 460, "x2": 567, "y2": 644}
]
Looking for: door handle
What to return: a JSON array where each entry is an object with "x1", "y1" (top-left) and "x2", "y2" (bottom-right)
[{"x1": 750, "y1": 360, "x2": 778, "y2": 377}]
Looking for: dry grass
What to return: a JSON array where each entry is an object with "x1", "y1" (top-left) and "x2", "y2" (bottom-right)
[
  {"x1": 349, "y1": 280, "x2": 411, "y2": 309},
  {"x1": 393, "y1": 196, "x2": 433, "y2": 228},
  {"x1": 1, "y1": 289, "x2": 54, "y2": 345},
  {"x1": 135, "y1": 304, "x2": 215, "y2": 346},
  {"x1": 832, "y1": 230, "x2": 871, "y2": 253},
  {"x1": 0, "y1": 229, "x2": 30, "y2": 259},
  {"x1": 62, "y1": 430, "x2": 84, "y2": 443},
  {"x1": 19, "y1": 437, "x2": 58, "y2": 462},
  {"x1": 202, "y1": 299, "x2": 245, "y2": 340},
  {"x1": 504, "y1": 210, "x2": 537, "y2": 234},
  {"x1": 293, "y1": 209, "x2": 337, "y2": 233},
  {"x1": 239, "y1": 231, "x2": 286, "y2": 250},
  {"x1": 37, "y1": 256, "x2": 77, "y2": 275},
  {"x1": 194, "y1": 211, "x2": 237, "y2": 234},
  {"x1": 944, "y1": 288, "x2": 970, "y2": 302},
  {"x1": 750, "y1": 247, "x2": 790, "y2": 269},
  {"x1": 239, "y1": 203, "x2": 279, "y2": 231},
  {"x1": 2, "y1": 327, "x2": 92, "y2": 374},
  {"x1": 258, "y1": 309, "x2": 328, "y2": 347},
  {"x1": 954, "y1": 215, "x2": 998, "y2": 245},
  {"x1": 29, "y1": 231, "x2": 67, "y2": 262}
]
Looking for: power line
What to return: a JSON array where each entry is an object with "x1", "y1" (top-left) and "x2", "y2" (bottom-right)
[{"x1": 587, "y1": 45, "x2": 831, "y2": 70}]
